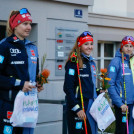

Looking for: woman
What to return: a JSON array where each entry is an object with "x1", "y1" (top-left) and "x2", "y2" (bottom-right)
[
  {"x1": 108, "y1": 36, "x2": 134, "y2": 134},
  {"x1": 63, "y1": 31, "x2": 98, "y2": 134},
  {"x1": 0, "y1": 8, "x2": 43, "y2": 134}
]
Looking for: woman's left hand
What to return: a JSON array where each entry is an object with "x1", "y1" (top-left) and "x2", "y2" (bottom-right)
[{"x1": 36, "y1": 82, "x2": 44, "y2": 92}]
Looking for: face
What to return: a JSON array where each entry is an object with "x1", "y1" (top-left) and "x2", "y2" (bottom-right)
[
  {"x1": 122, "y1": 44, "x2": 134, "y2": 55},
  {"x1": 14, "y1": 21, "x2": 32, "y2": 40},
  {"x1": 80, "y1": 41, "x2": 93, "y2": 56}
]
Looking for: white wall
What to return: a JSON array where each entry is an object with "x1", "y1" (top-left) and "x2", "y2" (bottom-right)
[
  {"x1": 89, "y1": 0, "x2": 127, "y2": 17},
  {"x1": 127, "y1": 0, "x2": 134, "y2": 17}
]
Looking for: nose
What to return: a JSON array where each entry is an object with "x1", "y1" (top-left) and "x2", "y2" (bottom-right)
[
  {"x1": 88, "y1": 44, "x2": 92, "y2": 49},
  {"x1": 27, "y1": 24, "x2": 31, "y2": 30},
  {"x1": 128, "y1": 46, "x2": 131, "y2": 51}
]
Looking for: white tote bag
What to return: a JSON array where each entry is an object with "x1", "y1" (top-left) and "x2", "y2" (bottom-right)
[
  {"x1": 10, "y1": 88, "x2": 38, "y2": 128},
  {"x1": 89, "y1": 92, "x2": 115, "y2": 131},
  {"x1": 132, "y1": 106, "x2": 134, "y2": 119}
]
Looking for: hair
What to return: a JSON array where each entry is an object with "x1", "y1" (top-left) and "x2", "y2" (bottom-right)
[
  {"x1": 6, "y1": 10, "x2": 19, "y2": 37},
  {"x1": 66, "y1": 37, "x2": 83, "y2": 68}
]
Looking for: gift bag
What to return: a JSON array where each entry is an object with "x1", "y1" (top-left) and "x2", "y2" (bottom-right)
[
  {"x1": 10, "y1": 88, "x2": 38, "y2": 128},
  {"x1": 89, "y1": 92, "x2": 115, "y2": 131},
  {"x1": 132, "y1": 106, "x2": 134, "y2": 119}
]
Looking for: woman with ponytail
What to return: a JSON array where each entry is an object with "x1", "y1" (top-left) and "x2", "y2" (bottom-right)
[
  {"x1": 108, "y1": 36, "x2": 134, "y2": 134},
  {"x1": 0, "y1": 8, "x2": 43, "y2": 134},
  {"x1": 63, "y1": 31, "x2": 98, "y2": 134}
]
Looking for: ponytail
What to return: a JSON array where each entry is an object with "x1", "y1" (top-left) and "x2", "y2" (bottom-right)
[{"x1": 6, "y1": 10, "x2": 19, "y2": 37}]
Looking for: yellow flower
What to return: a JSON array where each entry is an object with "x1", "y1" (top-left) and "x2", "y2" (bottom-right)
[{"x1": 105, "y1": 77, "x2": 111, "y2": 81}]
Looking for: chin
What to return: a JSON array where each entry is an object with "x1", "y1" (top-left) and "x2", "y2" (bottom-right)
[{"x1": 24, "y1": 34, "x2": 29, "y2": 38}]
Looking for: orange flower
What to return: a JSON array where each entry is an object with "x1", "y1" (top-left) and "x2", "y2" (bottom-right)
[
  {"x1": 37, "y1": 69, "x2": 50, "y2": 85},
  {"x1": 41, "y1": 69, "x2": 50, "y2": 78},
  {"x1": 100, "y1": 68, "x2": 107, "y2": 73}
]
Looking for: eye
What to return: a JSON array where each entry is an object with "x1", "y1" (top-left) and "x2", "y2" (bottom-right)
[
  {"x1": 84, "y1": 42, "x2": 88, "y2": 45},
  {"x1": 23, "y1": 22, "x2": 28, "y2": 25}
]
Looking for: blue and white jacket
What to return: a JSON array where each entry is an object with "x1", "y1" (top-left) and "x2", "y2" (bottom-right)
[
  {"x1": 0, "y1": 34, "x2": 39, "y2": 102},
  {"x1": 108, "y1": 48, "x2": 134, "y2": 108},
  {"x1": 64, "y1": 53, "x2": 98, "y2": 134}
]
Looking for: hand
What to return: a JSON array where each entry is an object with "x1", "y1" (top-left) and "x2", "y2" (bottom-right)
[
  {"x1": 36, "y1": 82, "x2": 44, "y2": 92},
  {"x1": 121, "y1": 104, "x2": 128, "y2": 113},
  {"x1": 100, "y1": 89, "x2": 107, "y2": 93},
  {"x1": 76, "y1": 110, "x2": 86, "y2": 120},
  {"x1": 22, "y1": 81, "x2": 36, "y2": 92}
]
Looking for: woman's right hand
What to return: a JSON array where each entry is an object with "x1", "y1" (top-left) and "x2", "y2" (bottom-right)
[
  {"x1": 76, "y1": 110, "x2": 86, "y2": 120},
  {"x1": 121, "y1": 104, "x2": 128, "y2": 113},
  {"x1": 22, "y1": 81, "x2": 36, "y2": 92}
]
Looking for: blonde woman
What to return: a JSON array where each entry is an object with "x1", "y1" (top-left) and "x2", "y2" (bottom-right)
[{"x1": 0, "y1": 8, "x2": 43, "y2": 134}]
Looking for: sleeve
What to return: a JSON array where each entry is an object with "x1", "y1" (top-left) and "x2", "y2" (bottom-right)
[
  {"x1": 63, "y1": 61, "x2": 81, "y2": 113},
  {"x1": 0, "y1": 43, "x2": 16, "y2": 90},
  {"x1": 108, "y1": 59, "x2": 124, "y2": 108}
]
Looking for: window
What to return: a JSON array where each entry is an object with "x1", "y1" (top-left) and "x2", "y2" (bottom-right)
[{"x1": 97, "y1": 41, "x2": 120, "y2": 71}]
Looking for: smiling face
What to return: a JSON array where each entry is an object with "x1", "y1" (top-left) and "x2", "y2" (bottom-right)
[
  {"x1": 122, "y1": 43, "x2": 134, "y2": 55},
  {"x1": 14, "y1": 21, "x2": 32, "y2": 40},
  {"x1": 80, "y1": 41, "x2": 93, "y2": 56}
]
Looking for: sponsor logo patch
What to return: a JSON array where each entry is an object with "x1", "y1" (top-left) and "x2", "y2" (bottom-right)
[
  {"x1": 110, "y1": 66, "x2": 115, "y2": 72},
  {"x1": 83, "y1": 64, "x2": 86, "y2": 68},
  {"x1": 76, "y1": 122, "x2": 82, "y2": 129},
  {"x1": 80, "y1": 74, "x2": 89, "y2": 77},
  {"x1": 10, "y1": 48, "x2": 21, "y2": 56},
  {"x1": 69, "y1": 69, "x2": 75, "y2": 76},
  {"x1": 3, "y1": 125, "x2": 13, "y2": 134},
  {"x1": 0, "y1": 55, "x2": 4, "y2": 63},
  {"x1": 11, "y1": 61, "x2": 25, "y2": 64}
]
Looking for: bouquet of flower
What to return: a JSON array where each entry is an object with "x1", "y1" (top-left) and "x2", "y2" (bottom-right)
[
  {"x1": 97, "y1": 68, "x2": 111, "y2": 102},
  {"x1": 98, "y1": 68, "x2": 111, "y2": 91},
  {"x1": 37, "y1": 69, "x2": 50, "y2": 86}
]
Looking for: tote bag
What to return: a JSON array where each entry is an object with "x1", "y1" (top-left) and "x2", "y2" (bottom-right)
[
  {"x1": 10, "y1": 88, "x2": 38, "y2": 128},
  {"x1": 89, "y1": 92, "x2": 115, "y2": 131}
]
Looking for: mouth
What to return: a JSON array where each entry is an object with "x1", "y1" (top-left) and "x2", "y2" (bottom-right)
[{"x1": 25, "y1": 31, "x2": 30, "y2": 34}]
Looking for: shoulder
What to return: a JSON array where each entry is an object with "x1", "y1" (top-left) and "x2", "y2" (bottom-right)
[
  {"x1": 0, "y1": 38, "x2": 6, "y2": 44},
  {"x1": 65, "y1": 60, "x2": 77, "y2": 70},
  {"x1": 0, "y1": 38, "x2": 11, "y2": 49},
  {"x1": 110, "y1": 57, "x2": 121, "y2": 66}
]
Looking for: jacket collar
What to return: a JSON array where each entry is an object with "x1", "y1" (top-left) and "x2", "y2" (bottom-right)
[
  {"x1": 81, "y1": 53, "x2": 95, "y2": 61},
  {"x1": 6, "y1": 34, "x2": 33, "y2": 49}
]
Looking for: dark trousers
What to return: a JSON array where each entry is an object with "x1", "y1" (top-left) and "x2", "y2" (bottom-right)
[
  {"x1": 67, "y1": 110, "x2": 92, "y2": 134},
  {"x1": 0, "y1": 99, "x2": 23, "y2": 134},
  {"x1": 114, "y1": 105, "x2": 130, "y2": 134}
]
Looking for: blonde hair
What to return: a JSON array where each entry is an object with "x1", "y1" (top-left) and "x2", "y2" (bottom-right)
[
  {"x1": 66, "y1": 37, "x2": 83, "y2": 68},
  {"x1": 6, "y1": 10, "x2": 19, "y2": 37}
]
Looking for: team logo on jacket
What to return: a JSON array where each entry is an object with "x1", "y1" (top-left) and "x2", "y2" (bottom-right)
[
  {"x1": 92, "y1": 65, "x2": 96, "y2": 71},
  {"x1": 7, "y1": 111, "x2": 13, "y2": 119},
  {"x1": 30, "y1": 49, "x2": 37, "y2": 63},
  {"x1": 10, "y1": 48, "x2": 21, "y2": 56},
  {"x1": 30, "y1": 50, "x2": 35, "y2": 56},
  {"x1": 13, "y1": 36, "x2": 19, "y2": 42}
]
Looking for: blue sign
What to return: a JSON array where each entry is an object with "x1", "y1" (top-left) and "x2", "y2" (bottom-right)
[{"x1": 74, "y1": 9, "x2": 82, "y2": 18}]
